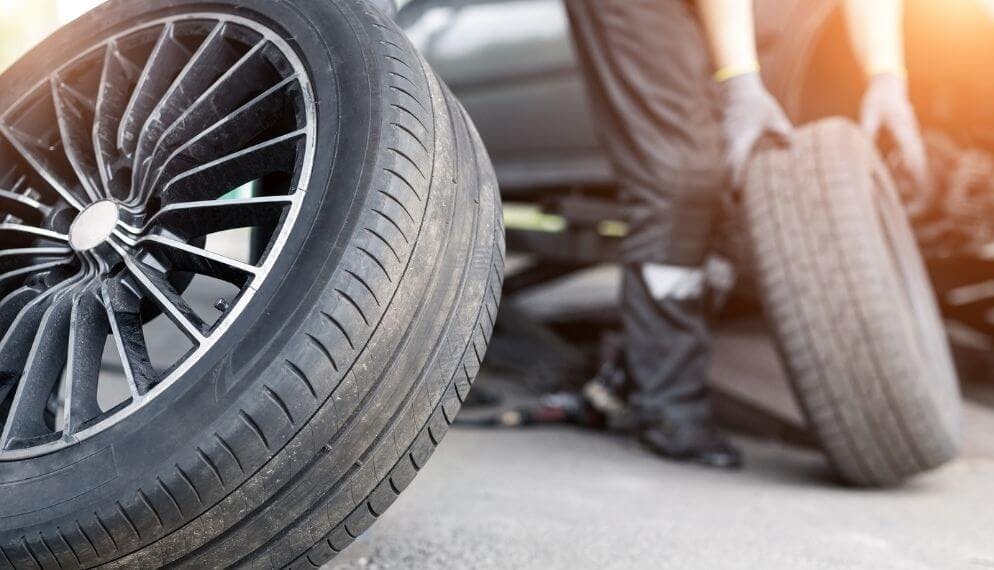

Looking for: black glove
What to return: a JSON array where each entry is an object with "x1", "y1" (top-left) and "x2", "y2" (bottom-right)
[
  {"x1": 860, "y1": 73, "x2": 929, "y2": 189},
  {"x1": 719, "y1": 72, "x2": 794, "y2": 187}
]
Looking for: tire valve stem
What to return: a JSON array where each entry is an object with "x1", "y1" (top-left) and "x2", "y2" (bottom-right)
[{"x1": 214, "y1": 298, "x2": 230, "y2": 313}]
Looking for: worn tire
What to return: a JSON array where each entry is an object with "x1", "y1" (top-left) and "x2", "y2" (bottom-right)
[
  {"x1": 0, "y1": 0, "x2": 503, "y2": 567},
  {"x1": 743, "y1": 118, "x2": 961, "y2": 486}
]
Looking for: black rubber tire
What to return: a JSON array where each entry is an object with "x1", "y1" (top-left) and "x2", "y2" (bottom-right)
[
  {"x1": 0, "y1": 1, "x2": 504, "y2": 568},
  {"x1": 743, "y1": 118, "x2": 961, "y2": 487}
]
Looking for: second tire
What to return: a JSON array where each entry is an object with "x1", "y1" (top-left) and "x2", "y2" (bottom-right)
[{"x1": 744, "y1": 118, "x2": 961, "y2": 486}]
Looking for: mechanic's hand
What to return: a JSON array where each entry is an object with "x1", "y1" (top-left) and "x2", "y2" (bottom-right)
[
  {"x1": 860, "y1": 73, "x2": 929, "y2": 189},
  {"x1": 719, "y1": 72, "x2": 794, "y2": 187}
]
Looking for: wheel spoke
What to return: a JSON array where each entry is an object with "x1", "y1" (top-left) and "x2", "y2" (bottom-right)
[
  {"x1": 137, "y1": 41, "x2": 278, "y2": 202},
  {"x1": 121, "y1": 254, "x2": 209, "y2": 343},
  {"x1": 161, "y1": 129, "x2": 306, "y2": 205},
  {"x1": 93, "y1": 42, "x2": 143, "y2": 200},
  {"x1": 51, "y1": 77, "x2": 102, "y2": 202},
  {"x1": 101, "y1": 277, "x2": 156, "y2": 397},
  {"x1": 147, "y1": 76, "x2": 301, "y2": 203},
  {"x1": 137, "y1": 234, "x2": 258, "y2": 288},
  {"x1": 0, "y1": 247, "x2": 72, "y2": 273},
  {"x1": 118, "y1": 24, "x2": 192, "y2": 156},
  {"x1": 0, "y1": 272, "x2": 82, "y2": 429},
  {"x1": 0, "y1": 295, "x2": 54, "y2": 380},
  {"x1": 0, "y1": 259, "x2": 73, "y2": 299},
  {"x1": 0, "y1": 189, "x2": 48, "y2": 223},
  {"x1": 0, "y1": 123, "x2": 85, "y2": 211},
  {"x1": 143, "y1": 195, "x2": 292, "y2": 237},
  {"x1": 0, "y1": 296, "x2": 73, "y2": 448},
  {"x1": 63, "y1": 288, "x2": 110, "y2": 434},
  {"x1": 130, "y1": 24, "x2": 242, "y2": 202},
  {"x1": 0, "y1": 223, "x2": 69, "y2": 247},
  {"x1": 0, "y1": 285, "x2": 44, "y2": 339}
]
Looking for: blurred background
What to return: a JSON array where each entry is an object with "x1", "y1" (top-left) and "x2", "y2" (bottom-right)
[
  {"x1": 0, "y1": 0, "x2": 418, "y2": 72},
  {"x1": 0, "y1": 0, "x2": 103, "y2": 70}
]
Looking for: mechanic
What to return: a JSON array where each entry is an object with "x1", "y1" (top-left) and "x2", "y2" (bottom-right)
[{"x1": 565, "y1": 0, "x2": 929, "y2": 468}]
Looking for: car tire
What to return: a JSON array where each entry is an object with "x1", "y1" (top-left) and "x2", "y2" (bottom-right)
[
  {"x1": 743, "y1": 118, "x2": 961, "y2": 486},
  {"x1": 0, "y1": 0, "x2": 503, "y2": 567}
]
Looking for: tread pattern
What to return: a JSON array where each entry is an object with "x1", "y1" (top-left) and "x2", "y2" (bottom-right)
[{"x1": 743, "y1": 118, "x2": 961, "y2": 486}]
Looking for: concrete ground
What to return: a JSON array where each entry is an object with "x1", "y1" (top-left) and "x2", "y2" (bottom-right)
[{"x1": 325, "y1": 267, "x2": 994, "y2": 570}]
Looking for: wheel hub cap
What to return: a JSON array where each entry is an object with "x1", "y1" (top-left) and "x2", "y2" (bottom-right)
[{"x1": 69, "y1": 201, "x2": 119, "y2": 252}]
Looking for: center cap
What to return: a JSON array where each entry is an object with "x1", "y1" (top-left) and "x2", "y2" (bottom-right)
[{"x1": 69, "y1": 201, "x2": 120, "y2": 252}]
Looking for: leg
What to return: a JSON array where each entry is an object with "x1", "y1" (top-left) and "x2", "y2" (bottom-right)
[
  {"x1": 567, "y1": 0, "x2": 740, "y2": 466},
  {"x1": 621, "y1": 264, "x2": 711, "y2": 425}
]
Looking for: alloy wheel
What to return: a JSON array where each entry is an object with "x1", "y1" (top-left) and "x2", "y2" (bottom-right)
[{"x1": 0, "y1": 13, "x2": 316, "y2": 459}]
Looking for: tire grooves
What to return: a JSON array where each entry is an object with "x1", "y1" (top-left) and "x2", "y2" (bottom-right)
[
  {"x1": 224, "y1": 81, "x2": 485, "y2": 569},
  {"x1": 321, "y1": 310, "x2": 355, "y2": 348},
  {"x1": 344, "y1": 269, "x2": 381, "y2": 306},
  {"x1": 372, "y1": 207, "x2": 410, "y2": 243},
  {"x1": 787, "y1": 129, "x2": 894, "y2": 478},
  {"x1": 213, "y1": 433, "x2": 243, "y2": 474},
  {"x1": 54, "y1": 529, "x2": 80, "y2": 566},
  {"x1": 137, "y1": 490, "x2": 163, "y2": 529},
  {"x1": 285, "y1": 90, "x2": 505, "y2": 570},
  {"x1": 155, "y1": 479, "x2": 183, "y2": 518},
  {"x1": 812, "y1": 126, "x2": 928, "y2": 471},
  {"x1": 196, "y1": 447, "x2": 226, "y2": 488},
  {"x1": 746, "y1": 119, "x2": 958, "y2": 485},
  {"x1": 751, "y1": 132, "x2": 876, "y2": 483},
  {"x1": 305, "y1": 333, "x2": 338, "y2": 372},
  {"x1": 284, "y1": 360, "x2": 317, "y2": 399},
  {"x1": 237, "y1": 410, "x2": 270, "y2": 451},
  {"x1": 264, "y1": 385, "x2": 296, "y2": 425}
]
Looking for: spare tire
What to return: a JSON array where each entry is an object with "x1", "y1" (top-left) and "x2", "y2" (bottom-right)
[
  {"x1": 744, "y1": 118, "x2": 961, "y2": 486},
  {"x1": 0, "y1": 0, "x2": 503, "y2": 567}
]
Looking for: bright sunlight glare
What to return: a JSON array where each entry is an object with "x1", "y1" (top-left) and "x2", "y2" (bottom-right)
[{"x1": 0, "y1": 0, "x2": 104, "y2": 71}]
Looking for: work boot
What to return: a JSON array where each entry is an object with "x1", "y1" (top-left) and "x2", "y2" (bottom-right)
[{"x1": 639, "y1": 421, "x2": 743, "y2": 469}]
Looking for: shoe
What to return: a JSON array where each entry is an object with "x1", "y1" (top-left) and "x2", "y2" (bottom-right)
[{"x1": 639, "y1": 421, "x2": 743, "y2": 469}]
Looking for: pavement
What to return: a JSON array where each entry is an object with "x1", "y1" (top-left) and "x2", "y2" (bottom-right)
[{"x1": 324, "y1": 267, "x2": 994, "y2": 570}]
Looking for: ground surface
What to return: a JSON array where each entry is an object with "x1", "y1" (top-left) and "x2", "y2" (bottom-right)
[{"x1": 325, "y1": 267, "x2": 994, "y2": 570}]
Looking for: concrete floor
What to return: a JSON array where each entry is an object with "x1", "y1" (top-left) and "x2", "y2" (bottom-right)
[
  {"x1": 327, "y1": 376, "x2": 994, "y2": 570},
  {"x1": 329, "y1": 427, "x2": 994, "y2": 570},
  {"x1": 324, "y1": 267, "x2": 994, "y2": 570}
]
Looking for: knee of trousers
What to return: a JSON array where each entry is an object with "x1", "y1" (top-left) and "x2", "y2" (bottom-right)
[
  {"x1": 622, "y1": 198, "x2": 720, "y2": 267},
  {"x1": 619, "y1": 150, "x2": 729, "y2": 266}
]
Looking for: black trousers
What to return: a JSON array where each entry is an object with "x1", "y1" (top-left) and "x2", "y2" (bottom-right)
[{"x1": 566, "y1": 0, "x2": 727, "y2": 423}]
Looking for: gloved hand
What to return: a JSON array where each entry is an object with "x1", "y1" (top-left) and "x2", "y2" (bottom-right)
[
  {"x1": 719, "y1": 72, "x2": 794, "y2": 187},
  {"x1": 860, "y1": 73, "x2": 929, "y2": 189}
]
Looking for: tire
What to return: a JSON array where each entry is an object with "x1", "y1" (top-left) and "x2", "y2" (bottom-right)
[
  {"x1": 0, "y1": 1, "x2": 503, "y2": 568},
  {"x1": 743, "y1": 118, "x2": 961, "y2": 487}
]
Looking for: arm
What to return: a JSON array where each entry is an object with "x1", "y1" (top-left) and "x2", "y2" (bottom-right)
[
  {"x1": 696, "y1": 0, "x2": 760, "y2": 79},
  {"x1": 844, "y1": 0, "x2": 906, "y2": 78},
  {"x1": 696, "y1": 0, "x2": 792, "y2": 186},
  {"x1": 844, "y1": 0, "x2": 929, "y2": 188}
]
